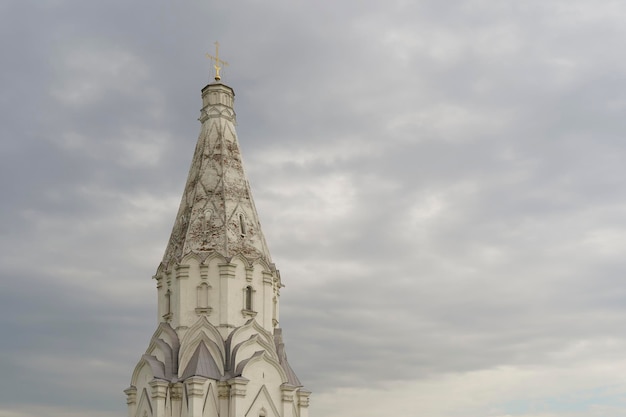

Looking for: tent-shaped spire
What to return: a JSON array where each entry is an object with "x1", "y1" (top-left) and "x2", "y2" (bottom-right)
[{"x1": 162, "y1": 82, "x2": 272, "y2": 267}]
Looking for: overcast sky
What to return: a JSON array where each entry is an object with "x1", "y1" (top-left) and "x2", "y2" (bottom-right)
[{"x1": 2, "y1": 1, "x2": 626, "y2": 416}]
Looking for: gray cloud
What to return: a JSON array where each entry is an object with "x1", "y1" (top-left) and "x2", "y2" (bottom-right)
[{"x1": 2, "y1": 0, "x2": 626, "y2": 416}]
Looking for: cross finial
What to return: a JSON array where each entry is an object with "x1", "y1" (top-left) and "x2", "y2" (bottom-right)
[{"x1": 205, "y1": 41, "x2": 229, "y2": 81}]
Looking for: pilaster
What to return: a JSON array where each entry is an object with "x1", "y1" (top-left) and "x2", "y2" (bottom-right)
[
  {"x1": 200, "y1": 264, "x2": 209, "y2": 280},
  {"x1": 185, "y1": 376, "x2": 207, "y2": 417},
  {"x1": 164, "y1": 264, "x2": 187, "y2": 328},
  {"x1": 124, "y1": 386, "x2": 137, "y2": 417},
  {"x1": 175, "y1": 264, "x2": 190, "y2": 280},
  {"x1": 262, "y1": 271, "x2": 273, "y2": 329},
  {"x1": 228, "y1": 376, "x2": 249, "y2": 417},
  {"x1": 218, "y1": 381, "x2": 230, "y2": 417},
  {"x1": 149, "y1": 379, "x2": 169, "y2": 417},
  {"x1": 218, "y1": 262, "x2": 237, "y2": 328},
  {"x1": 297, "y1": 389, "x2": 312, "y2": 417},
  {"x1": 281, "y1": 384, "x2": 297, "y2": 417},
  {"x1": 170, "y1": 382, "x2": 183, "y2": 417}
]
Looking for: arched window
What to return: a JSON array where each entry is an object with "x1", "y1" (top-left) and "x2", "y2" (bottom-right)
[
  {"x1": 195, "y1": 283, "x2": 212, "y2": 315},
  {"x1": 197, "y1": 283, "x2": 209, "y2": 308},
  {"x1": 245, "y1": 286, "x2": 253, "y2": 311}
]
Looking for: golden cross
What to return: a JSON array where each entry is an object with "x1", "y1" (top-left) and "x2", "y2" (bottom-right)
[{"x1": 205, "y1": 41, "x2": 229, "y2": 81}]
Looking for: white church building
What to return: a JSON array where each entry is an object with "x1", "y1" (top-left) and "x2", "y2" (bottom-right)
[{"x1": 124, "y1": 64, "x2": 311, "y2": 417}]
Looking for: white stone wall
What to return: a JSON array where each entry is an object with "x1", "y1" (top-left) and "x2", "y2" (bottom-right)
[{"x1": 154, "y1": 255, "x2": 280, "y2": 337}]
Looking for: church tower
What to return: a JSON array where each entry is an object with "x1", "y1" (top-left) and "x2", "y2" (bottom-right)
[{"x1": 125, "y1": 58, "x2": 311, "y2": 417}]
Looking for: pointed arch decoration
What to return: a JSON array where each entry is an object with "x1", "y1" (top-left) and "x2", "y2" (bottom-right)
[
  {"x1": 230, "y1": 333, "x2": 279, "y2": 372},
  {"x1": 136, "y1": 387, "x2": 153, "y2": 417},
  {"x1": 235, "y1": 351, "x2": 288, "y2": 384},
  {"x1": 145, "y1": 322, "x2": 180, "y2": 377},
  {"x1": 148, "y1": 339, "x2": 174, "y2": 379},
  {"x1": 178, "y1": 317, "x2": 226, "y2": 378},
  {"x1": 180, "y1": 252, "x2": 203, "y2": 266},
  {"x1": 179, "y1": 316, "x2": 225, "y2": 356},
  {"x1": 203, "y1": 251, "x2": 229, "y2": 266},
  {"x1": 202, "y1": 383, "x2": 220, "y2": 417},
  {"x1": 250, "y1": 256, "x2": 273, "y2": 274},
  {"x1": 243, "y1": 385, "x2": 281, "y2": 417},
  {"x1": 230, "y1": 252, "x2": 253, "y2": 269},
  {"x1": 131, "y1": 355, "x2": 168, "y2": 387},
  {"x1": 226, "y1": 319, "x2": 275, "y2": 354}
]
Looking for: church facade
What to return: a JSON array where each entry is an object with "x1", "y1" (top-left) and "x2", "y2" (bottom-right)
[{"x1": 125, "y1": 78, "x2": 310, "y2": 417}]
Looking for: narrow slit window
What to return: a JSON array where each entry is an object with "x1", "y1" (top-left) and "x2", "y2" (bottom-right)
[
  {"x1": 245, "y1": 286, "x2": 253, "y2": 311},
  {"x1": 165, "y1": 290, "x2": 171, "y2": 315},
  {"x1": 273, "y1": 297, "x2": 277, "y2": 321},
  {"x1": 239, "y1": 213, "x2": 246, "y2": 235}
]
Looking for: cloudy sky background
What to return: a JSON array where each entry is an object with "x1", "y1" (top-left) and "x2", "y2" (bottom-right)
[{"x1": 2, "y1": 1, "x2": 626, "y2": 416}]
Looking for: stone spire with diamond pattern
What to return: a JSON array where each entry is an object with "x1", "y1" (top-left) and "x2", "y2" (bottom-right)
[
  {"x1": 161, "y1": 82, "x2": 271, "y2": 268},
  {"x1": 126, "y1": 78, "x2": 310, "y2": 417}
]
